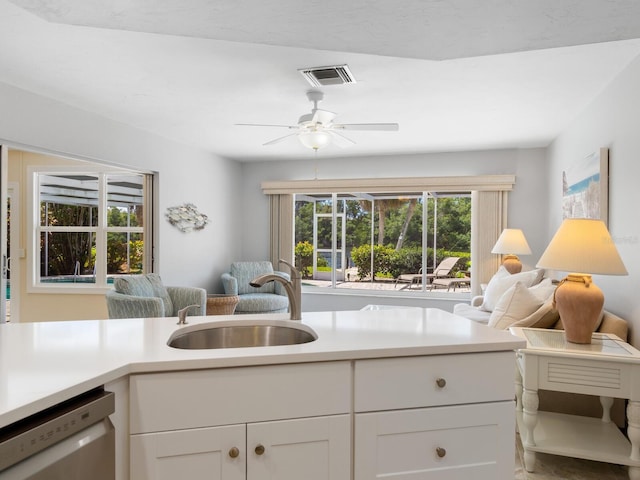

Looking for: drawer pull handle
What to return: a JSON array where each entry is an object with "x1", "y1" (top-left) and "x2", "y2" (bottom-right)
[
  {"x1": 436, "y1": 378, "x2": 447, "y2": 388},
  {"x1": 255, "y1": 444, "x2": 265, "y2": 455},
  {"x1": 229, "y1": 447, "x2": 239, "y2": 458},
  {"x1": 436, "y1": 447, "x2": 447, "y2": 458}
]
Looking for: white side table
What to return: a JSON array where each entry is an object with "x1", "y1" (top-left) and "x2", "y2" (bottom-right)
[{"x1": 510, "y1": 327, "x2": 640, "y2": 480}]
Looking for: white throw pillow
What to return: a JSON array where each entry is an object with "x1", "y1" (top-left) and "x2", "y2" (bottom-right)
[
  {"x1": 510, "y1": 295, "x2": 560, "y2": 329},
  {"x1": 488, "y1": 282, "x2": 544, "y2": 330},
  {"x1": 481, "y1": 267, "x2": 544, "y2": 312},
  {"x1": 528, "y1": 278, "x2": 556, "y2": 302}
]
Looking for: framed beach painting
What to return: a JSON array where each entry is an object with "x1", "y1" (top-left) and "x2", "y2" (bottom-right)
[{"x1": 562, "y1": 147, "x2": 609, "y2": 226}]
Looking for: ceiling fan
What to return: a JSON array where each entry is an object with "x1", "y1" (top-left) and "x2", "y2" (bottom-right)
[{"x1": 236, "y1": 90, "x2": 399, "y2": 151}]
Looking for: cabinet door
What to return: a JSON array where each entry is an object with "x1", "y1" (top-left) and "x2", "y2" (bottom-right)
[
  {"x1": 247, "y1": 415, "x2": 350, "y2": 480},
  {"x1": 131, "y1": 424, "x2": 245, "y2": 480},
  {"x1": 355, "y1": 402, "x2": 514, "y2": 480}
]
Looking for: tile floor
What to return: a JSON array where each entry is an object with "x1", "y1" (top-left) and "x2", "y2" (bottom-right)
[{"x1": 514, "y1": 432, "x2": 629, "y2": 479}]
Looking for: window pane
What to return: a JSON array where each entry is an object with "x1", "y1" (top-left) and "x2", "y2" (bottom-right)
[
  {"x1": 391, "y1": 196, "x2": 425, "y2": 290},
  {"x1": 316, "y1": 217, "x2": 332, "y2": 249},
  {"x1": 315, "y1": 198, "x2": 334, "y2": 282},
  {"x1": 294, "y1": 190, "x2": 471, "y2": 295},
  {"x1": 315, "y1": 199, "x2": 332, "y2": 214},
  {"x1": 294, "y1": 198, "x2": 314, "y2": 245},
  {"x1": 341, "y1": 198, "x2": 372, "y2": 286},
  {"x1": 39, "y1": 174, "x2": 99, "y2": 226},
  {"x1": 34, "y1": 170, "x2": 150, "y2": 289},
  {"x1": 107, "y1": 232, "x2": 144, "y2": 274},
  {"x1": 40, "y1": 232, "x2": 96, "y2": 284},
  {"x1": 107, "y1": 174, "x2": 144, "y2": 227}
]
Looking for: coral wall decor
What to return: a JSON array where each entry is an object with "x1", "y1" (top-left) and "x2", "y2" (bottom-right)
[{"x1": 165, "y1": 203, "x2": 209, "y2": 232}]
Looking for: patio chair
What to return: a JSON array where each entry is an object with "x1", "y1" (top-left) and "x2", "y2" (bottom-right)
[
  {"x1": 394, "y1": 256, "x2": 461, "y2": 290},
  {"x1": 431, "y1": 274, "x2": 471, "y2": 291},
  {"x1": 106, "y1": 273, "x2": 206, "y2": 319},
  {"x1": 221, "y1": 261, "x2": 290, "y2": 314}
]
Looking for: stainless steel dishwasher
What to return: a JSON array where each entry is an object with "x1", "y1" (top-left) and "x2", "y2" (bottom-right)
[{"x1": 0, "y1": 387, "x2": 115, "y2": 479}]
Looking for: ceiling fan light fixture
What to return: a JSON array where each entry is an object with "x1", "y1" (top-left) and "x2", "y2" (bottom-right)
[
  {"x1": 299, "y1": 130, "x2": 331, "y2": 150},
  {"x1": 237, "y1": 90, "x2": 398, "y2": 149}
]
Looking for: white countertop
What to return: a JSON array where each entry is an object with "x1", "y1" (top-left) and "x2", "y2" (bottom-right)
[{"x1": 0, "y1": 308, "x2": 524, "y2": 428}]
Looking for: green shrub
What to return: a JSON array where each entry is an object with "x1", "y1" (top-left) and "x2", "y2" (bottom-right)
[
  {"x1": 294, "y1": 241, "x2": 314, "y2": 278},
  {"x1": 389, "y1": 246, "x2": 426, "y2": 278},
  {"x1": 351, "y1": 244, "x2": 395, "y2": 280},
  {"x1": 316, "y1": 254, "x2": 329, "y2": 268},
  {"x1": 346, "y1": 243, "x2": 471, "y2": 282}
]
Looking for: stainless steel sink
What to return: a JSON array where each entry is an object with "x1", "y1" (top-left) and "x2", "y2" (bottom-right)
[{"x1": 167, "y1": 320, "x2": 318, "y2": 349}]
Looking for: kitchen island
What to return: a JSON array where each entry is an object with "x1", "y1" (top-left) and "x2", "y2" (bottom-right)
[{"x1": 0, "y1": 308, "x2": 524, "y2": 479}]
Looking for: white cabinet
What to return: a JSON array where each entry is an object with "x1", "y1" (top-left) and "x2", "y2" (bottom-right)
[
  {"x1": 129, "y1": 354, "x2": 517, "y2": 480},
  {"x1": 354, "y1": 352, "x2": 517, "y2": 480},
  {"x1": 129, "y1": 362, "x2": 351, "y2": 480},
  {"x1": 130, "y1": 362, "x2": 351, "y2": 434},
  {"x1": 247, "y1": 415, "x2": 350, "y2": 480},
  {"x1": 355, "y1": 403, "x2": 514, "y2": 479},
  {"x1": 354, "y1": 352, "x2": 515, "y2": 411},
  {"x1": 131, "y1": 416, "x2": 350, "y2": 480},
  {"x1": 131, "y1": 424, "x2": 245, "y2": 480}
]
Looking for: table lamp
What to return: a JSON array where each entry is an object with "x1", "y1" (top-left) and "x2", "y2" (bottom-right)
[
  {"x1": 536, "y1": 218, "x2": 627, "y2": 344},
  {"x1": 491, "y1": 228, "x2": 532, "y2": 274}
]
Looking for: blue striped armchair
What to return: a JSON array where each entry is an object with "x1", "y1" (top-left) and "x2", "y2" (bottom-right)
[
  {"x1": 221, "y1": 261, "x2": 289, "y2": 314},
  {"x1": 106, "y1": 273, "x2": 206, "y2": 319}
]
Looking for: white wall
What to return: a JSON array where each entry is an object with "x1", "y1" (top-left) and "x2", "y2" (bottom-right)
[
  {"x1": 240, "y1": 148, "x2": 549, "y2": 311},
  {"x1": 547, "y1": 55, "x2": 640, "y2": 346},
  {"x1": 0, "y1": 82, "x2": 243, "y2": 314}
]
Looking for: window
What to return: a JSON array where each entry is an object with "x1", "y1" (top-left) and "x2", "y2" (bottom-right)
[
  {"x1": 29, "y1": 167, "x2": 152, "y2": 291},
  {"x1": 293, "y1": 191, "x2": 471, "y2": 293},
  {"x1": 262, "y1": 175, "x2": 516, "y2": 297}
]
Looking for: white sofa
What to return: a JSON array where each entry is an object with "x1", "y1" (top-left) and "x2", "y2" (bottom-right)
[{"x1": 452, "y1": 265, "x2": 628, "y2": 340}]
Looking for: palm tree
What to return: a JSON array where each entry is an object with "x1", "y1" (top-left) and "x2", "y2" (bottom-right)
[
  {"x1": 395, "y1": 198, "x2": 418, "y2": 250},
  {"x1": 357, "y1": 198, "x2": 401, "y2": 245}
]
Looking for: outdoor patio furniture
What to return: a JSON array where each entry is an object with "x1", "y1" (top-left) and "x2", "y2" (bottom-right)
[
  {"x1": 221, "y1": 261, "x2": 290, "y2": 314},
  {"x1": 394, "y1": 256, "x2": 461, "y2": 290},
  {"x1": 430, "y1": 275, "x2": 471, "y2": 291},
  {"x1": 106, "y1": 273, "x2": 206, "y2": 319},
  {"x1": 394, "y1": 268, "x2": 424, "y2": 289}
]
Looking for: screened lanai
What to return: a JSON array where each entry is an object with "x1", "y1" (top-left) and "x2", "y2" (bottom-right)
[{"x1": 293, "y1": 190, "x2": 471, "y2": 293}]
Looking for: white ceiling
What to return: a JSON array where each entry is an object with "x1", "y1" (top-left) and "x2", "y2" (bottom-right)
[{"x1": 2, "y1": 0, "x2": 640, "y2": 161}]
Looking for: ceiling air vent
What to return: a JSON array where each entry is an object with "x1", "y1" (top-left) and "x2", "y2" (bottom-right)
[{"x1": 298, "y1": 65, "x2": 356, "y2": 87}]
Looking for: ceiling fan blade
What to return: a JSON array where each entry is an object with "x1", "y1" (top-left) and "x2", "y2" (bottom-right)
[
  {"x1": 263, "y1": 132, "x2": 299, "y2": 146},
  {"x1": 328, "y1": 130, "x2": 356, "y2": 148},
  {"x1": 334, "y1": 123, "x2": 399, "y2": 131},
  {"x1": 311, "y1": 109, "x2": 337, "y2": 125},
  {"x1": 236, "y1": 123, "x2": 298, "y2": 129}
]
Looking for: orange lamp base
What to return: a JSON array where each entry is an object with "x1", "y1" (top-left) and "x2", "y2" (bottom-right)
[
  {"x1": 555, "y1": 274, "x2": 604, "y2": 344},
  {"x1": 502, "y1": 255, "x2": 523, "y2": 274}
]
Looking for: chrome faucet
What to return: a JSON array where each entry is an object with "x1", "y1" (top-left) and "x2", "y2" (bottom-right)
[
  {"x1": 250, "y1": 259, "x2": 302, "y2": 320},
  {"x1": 177, "y1": 304, "x2": 200, "y2": 325}
]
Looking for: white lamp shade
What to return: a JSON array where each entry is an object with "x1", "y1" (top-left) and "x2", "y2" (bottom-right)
[
  {"x1": 536, "y1": 218, "x2": 627, "y2": 275},
  {"x1": 491, "y1": 229, "x2": 532, "y2": 255},
  {"x1": 298, "y1": 131, "x2": 331, "y2": 150}
]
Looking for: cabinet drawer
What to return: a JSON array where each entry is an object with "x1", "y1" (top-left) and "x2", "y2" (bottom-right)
[
  {"x1": 130, "y1": 361, "x2": 351, "y2": 434},
  {"x1": 354, "y1": 401, "x2": 515, "y2": 480},
  {"x1": 538, "y1": 356, "x2": 631, "y2": 397},
  {"x1": 354, "y1": 352, "x2": 515, "y2": 411}
]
